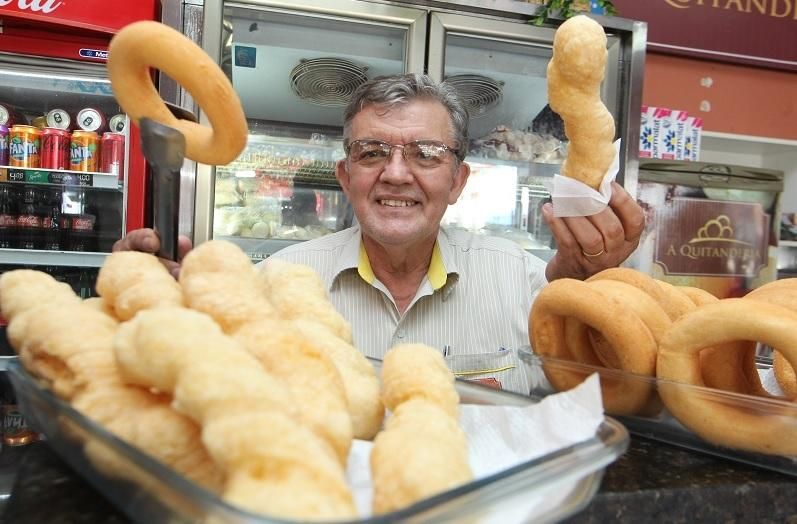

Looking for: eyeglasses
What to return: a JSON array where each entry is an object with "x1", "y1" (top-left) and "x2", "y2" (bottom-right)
[{"x1": 345, "y1": 139, "x2": 460, "y2": 170}]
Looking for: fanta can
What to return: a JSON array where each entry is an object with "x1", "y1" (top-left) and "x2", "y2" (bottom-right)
[
  {"x1": 70, "y1": 130, "x2": 99, "y2": 172},
  {"x1": 9, "y1": 125, "x2": 41, "y2": 168}
]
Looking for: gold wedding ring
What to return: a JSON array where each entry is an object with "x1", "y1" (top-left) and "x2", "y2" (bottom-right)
[{"x1": 582, "y1": 248, "x2": 605, "y2": 258}]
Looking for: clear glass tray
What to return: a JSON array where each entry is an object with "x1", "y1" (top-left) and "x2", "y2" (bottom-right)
[
  {"x1": 518, "y1": 347, "x2": 797, "y2": 477},
  {"x1": 8, "y1": 358, "x2": 628, "y2": 524}
]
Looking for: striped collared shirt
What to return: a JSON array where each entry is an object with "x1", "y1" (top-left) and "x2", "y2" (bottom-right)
[{"x1": 261, "y1": 226, "x2": 548, "y2": 393}]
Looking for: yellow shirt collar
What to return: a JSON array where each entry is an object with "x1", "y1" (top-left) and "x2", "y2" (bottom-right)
[{"x1": 357, "y1": 242, "x2": 448, "y2": 290}]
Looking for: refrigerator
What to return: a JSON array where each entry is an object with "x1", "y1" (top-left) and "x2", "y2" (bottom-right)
[
  {"x1": 0, "y1": 1, "x2": 161, "y2": 338},
  {"x1": 191, "y1": 0, "x2": 646, "y2": 262}
]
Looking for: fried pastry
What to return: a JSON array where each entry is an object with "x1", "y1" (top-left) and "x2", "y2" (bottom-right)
[{"x1": 96, "y1": 251, "x2": 184, "y2": 321}]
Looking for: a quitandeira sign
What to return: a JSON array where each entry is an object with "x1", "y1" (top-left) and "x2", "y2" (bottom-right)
[
  {"x1": 612, "y1": 0, "x2": 797, "y2": 71},
  {"x1": 654, "y1": 197, "x2": 771, "y2": 277}
]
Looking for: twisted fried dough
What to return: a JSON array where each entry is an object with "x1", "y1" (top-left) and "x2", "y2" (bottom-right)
[
  {"x1": 371, "y1": 344, "x2": 471, "y2": 514},
  {"x1": 114, "y1": 307, "x2": 357, "y2": 520},
  {"x1": 657, "y1": 299, "x2": 797, "y2": 455},
  {"x1": 179, "y1": 240, "x2": 276, "y2": 333},
  {"x1": 179, "y1": 241, "x2": 356, "y2": 456},
  {"x1": 547, "y1": 15, "x2": 615, "y2": 190},
  {"x1": 233, "y1": 318, "x2": 354, "y2": 464},
  {"x1": 96, "y1": 251, "x2": 184, "y2": 321},
  {"x1": 530, "y1": 278, "x2": 658, "y2": 415},
  {"x1": 587, "y1": 268, "x2": 695, "y2": 321},
  {"x1": 1, "y1": 270, "x2": 222, "y2": 491},
  {"x1": 292, "y1": 318, "x2": 384, "y2": 440},
  {"x1": 260, "y1": 258, "x2": 353, "y2": 343}
]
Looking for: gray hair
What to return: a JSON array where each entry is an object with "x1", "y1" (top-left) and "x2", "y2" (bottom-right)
[{"x1": 342, "y1": 73, "x2": 470, "y2": 161}]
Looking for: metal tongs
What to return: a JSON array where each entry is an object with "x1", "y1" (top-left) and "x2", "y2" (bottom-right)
[{"x1": 139, "y1": 103, "x2": 197, "y2": 261}]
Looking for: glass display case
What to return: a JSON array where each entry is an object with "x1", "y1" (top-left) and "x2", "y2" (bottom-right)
[
  {"x1": 195, "y1": 0, "x2": 646, "y2": 261},
  {"x1": 196, "y1": 0, "x2": 427, "y2": 259},
  {"x1": 0, "y1": 55, "x2": 129, "y2": 270}
]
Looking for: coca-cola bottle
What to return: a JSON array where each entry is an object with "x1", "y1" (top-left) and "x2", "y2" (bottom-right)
[
  {"x1": 43, "y1": 188, "x2": 62, "y2": 251},
  {"x1": 0, "y1": 185, "x2": 17, "y2": 249},
  {"x1": 17, "y1": 186, "x2": 43, "y2": 250}
]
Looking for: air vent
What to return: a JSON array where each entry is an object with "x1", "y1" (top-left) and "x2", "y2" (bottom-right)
[
  {"x1": 290, "y1": 58, "x2": 369, "y2": 107},
  {"x1": 444, "y1": 74, "x2": 504, "y2": 118}
]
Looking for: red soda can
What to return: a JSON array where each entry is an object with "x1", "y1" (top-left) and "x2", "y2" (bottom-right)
[
  {"x1": 9, "y1": 125, "x2": 41, "y2": 168},
  {"x1": 46, "y1": 108, "x2": 72, "y2": 131},
  {"x1": 100, "y1": 132, "x2": 125, "y2": 181},
  {"x1": 76, "y1": 107, "x2": 106, "y2": 133},
  {"x1": 0, "y1": 124, "x2": 8, "y2": 165},
  {"x1": 70, "y1": 130, "x2": 99, "y2": 172},
  {"x1": 41, "y1": 128, "x2": 71, "y2": 170},
  {"x1": 109, "y1": 114, "x2": 127, "y2": 134}
]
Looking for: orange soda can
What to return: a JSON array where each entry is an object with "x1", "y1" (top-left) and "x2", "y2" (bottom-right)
[
  {"x1": 70, "y1": 130, "x2": 99, "y2": 171},
  {"x1": 8, "y1": 125, "x2": 41, "y2": 168}
]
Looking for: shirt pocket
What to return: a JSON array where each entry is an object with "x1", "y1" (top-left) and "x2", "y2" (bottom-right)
[{"x1": 444, "y1": 348, "x2": 530, "y2": 395}]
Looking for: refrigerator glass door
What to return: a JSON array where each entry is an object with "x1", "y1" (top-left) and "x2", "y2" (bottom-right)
[
  {"x1": 428, "y1": 13, "x2": 624, "y2": 258},
  {"x1": 198, "y1": 1, "x2": 426, "y2": 260},
  {"x1": 0, "y1": 54, "x2": 127, "y2": 268}
]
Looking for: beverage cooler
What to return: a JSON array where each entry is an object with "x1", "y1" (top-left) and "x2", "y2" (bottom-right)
[
  {"x1": 194, "y1": 0, "x2": 646, "y2": 262},
  {"x1": 0, "y1": 1, "x2": 161, "y2": 309}
]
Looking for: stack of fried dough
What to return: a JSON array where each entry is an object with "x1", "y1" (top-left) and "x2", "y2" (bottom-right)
[
  {"x1": 0, "y1": 241, "x2": 476, "y2": 519},
  {"x1": 529, "y1": 268, "x2": 797, "y2": 455},
  {"x1": 0, "y1": 242, "x2": 388, "y2": 520}
]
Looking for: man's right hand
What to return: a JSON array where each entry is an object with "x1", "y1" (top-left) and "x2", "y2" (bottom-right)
[{"x1": 112, "y1": 228, "x2": 193, "y2": 279}]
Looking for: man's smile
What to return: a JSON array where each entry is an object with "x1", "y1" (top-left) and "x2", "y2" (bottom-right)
[{"x1": 378, "y1": 199, "x2": 419, "y2": 207}]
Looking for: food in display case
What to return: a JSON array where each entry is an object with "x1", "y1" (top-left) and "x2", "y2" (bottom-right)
[
  {"x1": 213, "y1": 135, "x2": 346, "y2": 244},
  {"x1": 525, "y1": 265, "x2": 797, "y2": 474},
  {"x1": 469, "y1": 125, "x2": 565, "y2": 163}
]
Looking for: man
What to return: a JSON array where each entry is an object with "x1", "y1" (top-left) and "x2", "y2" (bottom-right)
[{"x1": 116, "y1": 74, "x2": 644, "y2": 392}]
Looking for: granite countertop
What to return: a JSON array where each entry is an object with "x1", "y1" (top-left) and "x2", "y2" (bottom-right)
[{"x1": 1, "y1": 437, "x2": 795, "y2": 523}]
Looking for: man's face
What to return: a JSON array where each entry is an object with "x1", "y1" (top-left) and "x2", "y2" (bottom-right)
[{"x1": 336, "y1": 99, "x2": 470, "y2": 248}]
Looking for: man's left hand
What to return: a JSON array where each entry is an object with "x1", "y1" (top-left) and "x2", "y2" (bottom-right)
[{"x1": 542, "y1": 182, "x2": 645, "y2": 281}]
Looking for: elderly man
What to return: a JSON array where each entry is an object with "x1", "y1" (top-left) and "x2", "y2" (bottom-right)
[{"x1": 116, "y1": 73, "x2": 644, "y2": 391}]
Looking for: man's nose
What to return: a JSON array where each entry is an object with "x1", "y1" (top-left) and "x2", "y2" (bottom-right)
[{"x1": 379, "y1": 147, "x2": 413, "y2": 182}]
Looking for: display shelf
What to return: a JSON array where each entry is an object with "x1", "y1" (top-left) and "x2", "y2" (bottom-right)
[
  {"x1": 0, "y1": 249, "x2": 108, "y2": 268},
  {"x1": 702, "y1": 131, "x2": 797, "y2": 157},
  {"x1": 780, "y1": 240, "x2": 797, "y2": 248},
  {"x1": 0, "y1": 166, "x2": 120, "y2": 190}
]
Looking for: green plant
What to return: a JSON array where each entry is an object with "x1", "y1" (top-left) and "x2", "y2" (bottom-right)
[{"x1": 530, "y1": 0, "x2": 617, "y2": 26}]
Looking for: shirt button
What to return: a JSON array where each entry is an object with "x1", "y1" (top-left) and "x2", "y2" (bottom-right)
[{"x1": 396, "y1": 330, "x2": 405, "y2": 339}]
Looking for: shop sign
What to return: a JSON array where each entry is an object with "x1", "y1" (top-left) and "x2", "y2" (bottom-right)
[
  {"x1": 612, "y1": 0, "x2": 797, "y2": 71},
  {"x1": 0, "y1": 0, "x2": 158, "y2": 34},
  {"x1": 654, "y1": 197, "x2": 771, "y2": 277}
]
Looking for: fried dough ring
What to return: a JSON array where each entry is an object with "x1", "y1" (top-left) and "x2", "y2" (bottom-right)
[
  {"x1": 745, "y1": 284, "x2": 797, "y2": 398},
  {"x1": 530, "y1": 278, "x2": 658, "y2": 415},
  {"x1": 107, "y1": 21, "x2": 247, "y2": 165},
  {"x1": 587, "y1": 268, "x2": 695, "y2": 321},
  {"x1": 657, "y1": 299, "x2": 797, "y2": 455},
  {"x1": 676, "y1": 285, "x2": 765, "y2": 396}
]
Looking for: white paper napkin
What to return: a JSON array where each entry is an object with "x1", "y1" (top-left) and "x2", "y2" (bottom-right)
[
  {"x1": 346, "y1": 373, "x2": 605, "y2": 520},
  {"x1": 547, "y1": 139, "x2": 622, "y2": 218}
]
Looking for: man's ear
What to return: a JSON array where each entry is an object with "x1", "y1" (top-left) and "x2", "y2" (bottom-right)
[
  {"x1": 336, "y1": 159, "x2": 351, "y2": 197},
  {"x1": 448, "y1": 161, "x2": 471, "y2": 205}
]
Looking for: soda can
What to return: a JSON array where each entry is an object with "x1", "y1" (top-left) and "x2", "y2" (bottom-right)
[
  {"x1": 9, "y1": 125, "x2": 41, "y2": 168},
  {"x1": 70, "y1": 130, "x2": 99, "y2": 172},
  {"x1": 0, "y1": 124, "x2": 8, "y2": 165},
  {"x1": 75, "y1": 107, "x2": 106, "y2": 133},
  {"x1": 41, "y1": 128, "x2": 71, "y2": 170},
  {"x1": 46, "y1": 108, "x2": 72, "y2": 131},
  {"x1": 0, "y1": 103, "x2": 21, "y2": 127},
  {"x1": 100, "y1": 132, "x2": 125, "y2": 181},
  {"x1": 109, "y1": 113, "x2": 127, "y2": 134}
]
